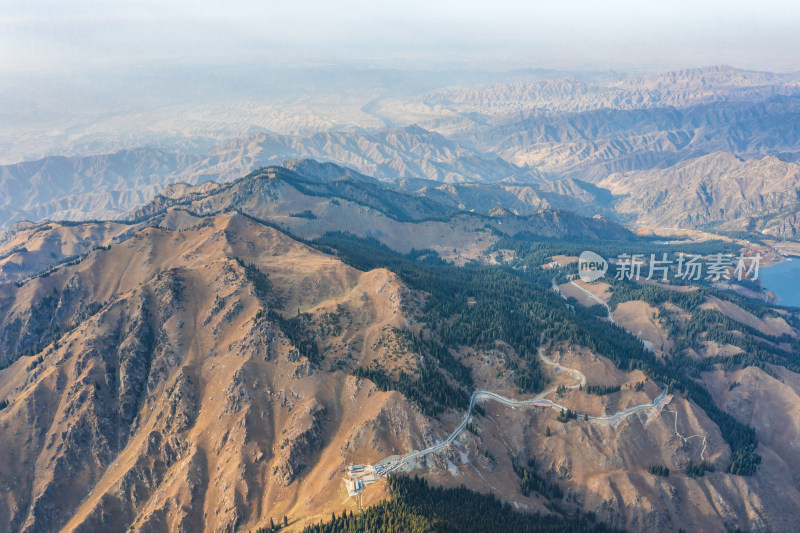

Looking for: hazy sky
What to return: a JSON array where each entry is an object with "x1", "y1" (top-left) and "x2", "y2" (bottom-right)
[{"x1": 3, "y1": 0, "x2": 800, "y2": 75}]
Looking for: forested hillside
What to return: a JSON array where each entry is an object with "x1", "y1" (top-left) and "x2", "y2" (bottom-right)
[{"x1": 298, "y1": 476, "x2": 620, "y2": 533}]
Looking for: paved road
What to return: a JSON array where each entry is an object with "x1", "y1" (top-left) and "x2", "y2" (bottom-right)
[
  {"x1": 569, "y1": 279, "x2": 615, "y2": 324},
  {"x1": 368, "y1": 276, "x2": 680, "y2": 479},
  {"x1": 379, "y1": 347, "x2": 666, "y2": 476}
]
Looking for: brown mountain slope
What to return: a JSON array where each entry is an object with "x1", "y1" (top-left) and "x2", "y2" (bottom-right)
[
  {"x1": 457, "y1": 345, "x2": 799, "y2": 532},
  {"x1": 703, "y1": 365, "x2": 800, "y2": 521},
  {"x1": 0, "y1": 220, "x2": 144, "y2": 283},
  {"x1": 0, "y1": 212, "x2": 436, "y2": 532},
  {"x1": 125, "y1": 165, "x2": 630, "y2": 263},
  {"x1": 0, "y1": 162, "x2": 629, "y2": 284},
  {"x1": 2, "y1": 209, "x2": 800, "y2": 531}
]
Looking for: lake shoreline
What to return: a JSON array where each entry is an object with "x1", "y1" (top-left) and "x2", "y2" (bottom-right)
[{"x1": 759, "y1": 257, "x2": 800, "y2": 308}]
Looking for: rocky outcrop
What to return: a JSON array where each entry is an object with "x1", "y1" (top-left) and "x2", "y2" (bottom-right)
[
  {"x1": 0, "y1": 212, "x2": 435, "y2": 532},
  {"x1": 274, "y1": 400, "x2": 327, "y2": 486}
]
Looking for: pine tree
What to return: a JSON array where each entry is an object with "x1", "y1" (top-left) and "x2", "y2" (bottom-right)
[{"x1": 545, "y1": 426, "x2": 551, "y2": 437}]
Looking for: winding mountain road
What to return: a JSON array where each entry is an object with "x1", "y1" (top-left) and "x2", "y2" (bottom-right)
[
  {"x1": 378, "y1": 346, "x2": 666, "y2": 476},
  {"x1": 569, "y1": 279, "x2": 615, "y2": 324},
  {"x1": 366, "y1": 279, "x2": 687, "y2": 480}
]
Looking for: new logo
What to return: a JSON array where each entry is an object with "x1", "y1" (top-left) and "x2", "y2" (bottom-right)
[{"x1": 578, "y1": 251, "x2": 608, "y2": 282}]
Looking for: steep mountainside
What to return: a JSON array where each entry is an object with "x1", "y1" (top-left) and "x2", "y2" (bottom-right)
[
  {"x1": 125, "y1": 164, "x2": 631, "y2": 260},
  {"x1": 0, "y1": 162, "x2": 630, "y2": 284},
  {"x1": 0, "y1": 220, "x2": 144, "y2": 282},
  {"x1": 2, "y1": 164, "x2": 800, "y2": 531},
  {"x1": 0, "y1": 212, "x2": 436, "y2": 532},
  {"x1": 411, "y1": 178, "x2": 616, "y2": 219},
  {"x1": 600, "y1": 152, "x2": 800, "y2": 239}
]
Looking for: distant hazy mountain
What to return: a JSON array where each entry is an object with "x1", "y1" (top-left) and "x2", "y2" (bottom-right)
[
  {"x1": 189, "y1": 125, "x2": 542, "y2": 185},
  {"x1": 374, "y1": 65, "x2": 800, "y2": 134},
  {"x1": 455, "y1": 95, "x2": 800, "y2": 180},
  {"x1": 2, "y1": 65, "x2": 800, "y2": 245},
  {"x1": 0, "y1": 127, "x2": 541, "y2": 229},
  {"x1": 414, "y1": 66, "x2": 800, "y2": 116},
  {"x1": 600, "y1": 152, "x2": 800, "y2": 239},
  {"x1": 0, "y1": 148, "x2": 201, "y2": 226}
]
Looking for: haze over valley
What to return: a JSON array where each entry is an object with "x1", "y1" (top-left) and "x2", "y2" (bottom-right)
[{"x1": 2, "y1": 2, "x2": 800, "y2": 532}]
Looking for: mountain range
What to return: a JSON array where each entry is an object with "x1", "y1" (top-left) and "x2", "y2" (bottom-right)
[
  {"x1": 2, "y1": 161, "x2": 800, "y2": 531},
  {"x1": 3, "y1": 66, "x2": 800, "y2": 242},
  {"x1": 3, "y1": 65, "x2": 800, "y2": 533}
]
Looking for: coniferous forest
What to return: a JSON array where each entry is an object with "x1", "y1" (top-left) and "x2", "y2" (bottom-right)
[
  {"x1": 300, "y1": 476, "x2": 621, "y2": 533},
  {"x1": 314, "y1": 232, "x2": 772, "y2": 476}
]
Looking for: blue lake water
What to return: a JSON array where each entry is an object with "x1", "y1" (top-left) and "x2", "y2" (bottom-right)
[{"x1": 760, "y1": 258, "x2": 800, "y2": 308}]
